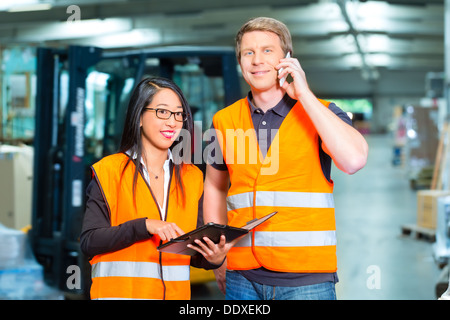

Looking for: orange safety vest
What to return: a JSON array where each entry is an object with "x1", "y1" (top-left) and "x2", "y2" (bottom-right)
[
  {"x1": 89, "y1": 153, "x2": 203, "y2": 300},
  {"x1": 212, "y1": 98, "x2": 337, "y2": 273}
]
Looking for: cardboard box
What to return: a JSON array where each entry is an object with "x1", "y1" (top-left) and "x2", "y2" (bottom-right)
[
  {"x1": 417, "y1": 190, "x2": 450, "y2": 229},
  {"x1": 0, "y1": 145, "x2": 33, "y2": 230}
]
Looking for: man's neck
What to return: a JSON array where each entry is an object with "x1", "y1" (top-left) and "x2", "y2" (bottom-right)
[{"x1": 251, "y1": 88, "x2": 285, "y2": 112}]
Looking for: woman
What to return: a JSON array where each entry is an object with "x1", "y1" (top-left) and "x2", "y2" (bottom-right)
[{"x1": 81, "y1": 77, "x2": 231, "y2": 300}]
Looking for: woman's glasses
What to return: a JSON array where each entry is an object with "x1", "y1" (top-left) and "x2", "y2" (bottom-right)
[{"x1": 144, "y1": 108, "x2": 187, "y2": 122}]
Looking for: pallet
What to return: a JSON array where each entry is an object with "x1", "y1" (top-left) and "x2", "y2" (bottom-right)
[{"x1": 401, "y1": 224, "x2": 436, "y2": 242}]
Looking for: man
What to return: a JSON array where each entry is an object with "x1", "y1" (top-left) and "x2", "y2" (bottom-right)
[{"x1": 203, "y1": 17, "x2": 368, "y2": 300}]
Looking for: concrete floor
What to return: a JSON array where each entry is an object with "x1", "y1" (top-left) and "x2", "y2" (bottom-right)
[
  {"x1": 191, "y1": 134, "x2": 443, "y2": 300},
  {"x1": 334, "y1": 134, "x2": 440, "y2": 300}
]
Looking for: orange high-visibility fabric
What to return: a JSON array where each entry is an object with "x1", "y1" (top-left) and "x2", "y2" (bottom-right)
[
  {"x1": 212, "y1": 98, "x2": 337, "y2": 273},
  {"x1": 89, "y1": 153, "x2": 203, "y2": 299}
]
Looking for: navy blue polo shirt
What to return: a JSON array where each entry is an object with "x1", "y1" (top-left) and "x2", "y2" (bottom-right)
[{"x1": 208, "y1": 92, "x2": 352, "y2": 287}]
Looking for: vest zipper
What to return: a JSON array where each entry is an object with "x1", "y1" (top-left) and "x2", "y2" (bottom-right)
[
  {"x1": 159, "y1": 241, "x2": 166, "y2": 300},
  {"x1": 139, "y1": 162, "x2": 174, "y2": 300},
  {"x1": 160, "y1": 167, "x2": 172, "y2": 300}
]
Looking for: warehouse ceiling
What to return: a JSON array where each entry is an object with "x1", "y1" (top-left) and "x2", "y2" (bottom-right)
[{"x1": 0, "y1": 0, "x2": 445, "y2": 96}]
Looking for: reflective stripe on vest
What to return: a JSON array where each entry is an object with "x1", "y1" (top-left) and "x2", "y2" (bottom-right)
[
  {"x1": 227, "y1": 191, "x2": 335, "y2": 211},
  {"x1": 235, "y1": 230, "x2": 337, "y2": 247},
  {"x1": 91, "y1": 261, "x2": 190, "y2": 282}
]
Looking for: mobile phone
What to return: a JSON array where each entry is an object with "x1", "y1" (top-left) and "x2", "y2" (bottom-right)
[{"x1": 279, "y1": 51, "x2": 291, "y2": 87}]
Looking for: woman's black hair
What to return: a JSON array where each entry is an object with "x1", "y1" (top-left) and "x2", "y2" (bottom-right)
[{"x1": 118, "y1": 77, "x2": 194, "y2": 205}]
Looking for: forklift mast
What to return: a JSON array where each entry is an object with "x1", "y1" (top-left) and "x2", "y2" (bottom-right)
[{"x1": 30, "y1": 45, "x2": 241, "y2": 297}]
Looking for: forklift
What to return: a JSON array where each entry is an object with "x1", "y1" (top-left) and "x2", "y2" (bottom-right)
[{"x1": 29, "y1": 45, "x2": 241, "y2": 298}]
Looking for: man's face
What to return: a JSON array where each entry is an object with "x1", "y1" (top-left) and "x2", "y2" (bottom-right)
[{"x1": 239, "y1": 30, "x2": 285, "y2": 93}]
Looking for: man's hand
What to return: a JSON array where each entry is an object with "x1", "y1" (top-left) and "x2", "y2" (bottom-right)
[{"x1": 276, "y1": 55, "x2": 309, "y2": 101}]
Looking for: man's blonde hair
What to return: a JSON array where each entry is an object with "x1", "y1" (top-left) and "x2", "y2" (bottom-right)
[{"x1": 235, "y1": 17, "x2": 293, "y2": 61}]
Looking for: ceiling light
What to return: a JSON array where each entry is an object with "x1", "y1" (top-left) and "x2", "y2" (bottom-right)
[
  {"x1": 367, "y1": 54, "x2": 391, "y2": 67},
  {"x1": 0, "y1": 0, "x2": 32, "y2": 11},
  {"x1": 86, "y1": 29, "x2": 161, "y2": 48},
  {"x1": 16, "y1": 18, "x2": 133, "y2": 41},
  {"x1": 0, "y1": 0, "x2": 52, "y2": 12},
  {"x1": 364, "y1": 35, "x2": 390, "y2": 52},
  {"x1": 8, "y1": 3, "x2": 52, "y2": 12}
]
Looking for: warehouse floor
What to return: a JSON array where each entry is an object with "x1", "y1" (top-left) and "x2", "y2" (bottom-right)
[{"x1": 191, "y1": 134, "x2": 443, "y2": 300}]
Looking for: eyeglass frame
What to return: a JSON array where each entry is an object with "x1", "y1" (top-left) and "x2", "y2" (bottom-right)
[{"x1": 144, "y1": 107, "x2": 188, "y2": 122}]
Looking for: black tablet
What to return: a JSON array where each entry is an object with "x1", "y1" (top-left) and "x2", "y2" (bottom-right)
[{"x1": 157, "y1": 211, "x2": 277, "y2": 256}]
